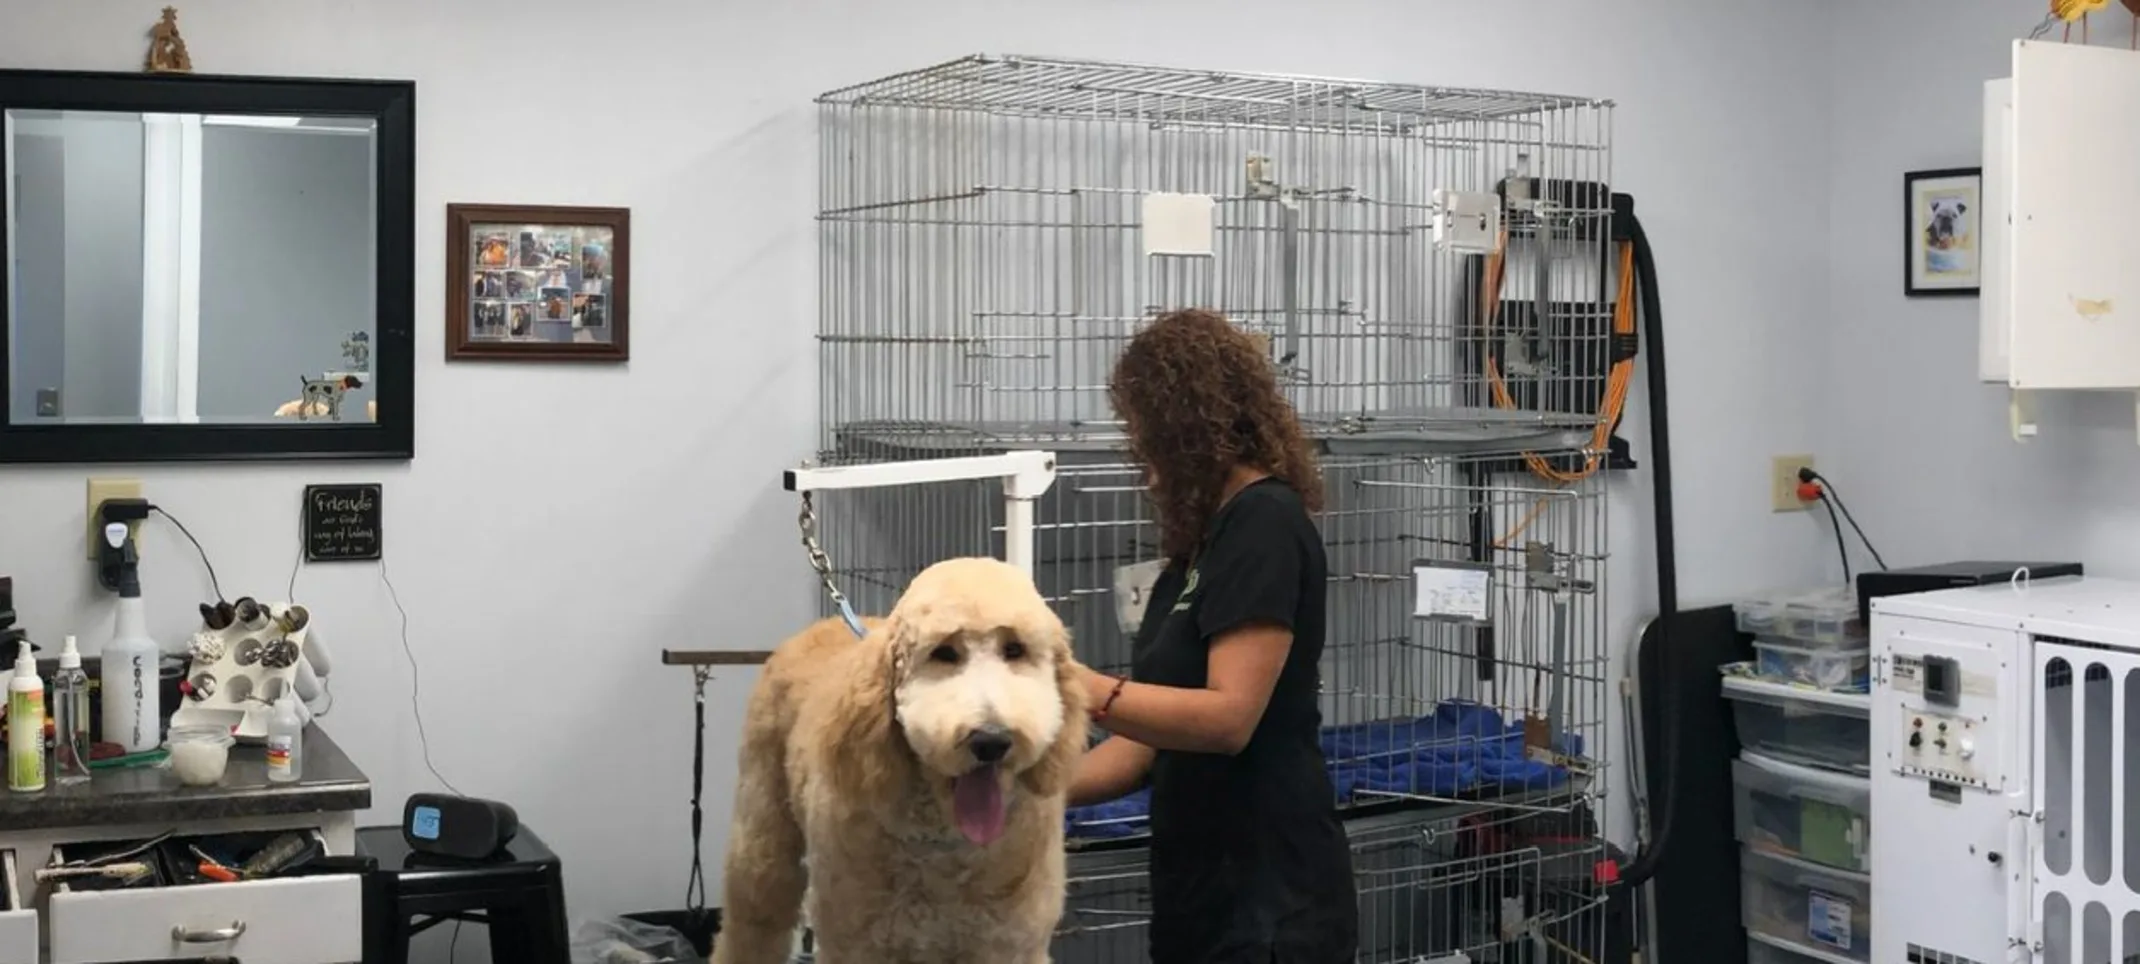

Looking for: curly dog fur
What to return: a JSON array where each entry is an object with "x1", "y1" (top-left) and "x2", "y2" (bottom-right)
[{"x1": 710, "y1": 557, "x2": 1089, "y2": 964}]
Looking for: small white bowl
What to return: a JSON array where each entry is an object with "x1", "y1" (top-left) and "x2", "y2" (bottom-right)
[{"x1": 167, "y1": 726, "x2": 235, "y2": 787}]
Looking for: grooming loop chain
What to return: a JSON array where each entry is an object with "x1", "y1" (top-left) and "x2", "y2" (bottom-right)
[{"x1": 797, "y1": 491, "x2": 866, "y2": 637}]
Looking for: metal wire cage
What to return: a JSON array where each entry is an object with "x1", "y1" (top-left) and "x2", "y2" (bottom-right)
[
  {"x1": 816, "y1": 53, "x2": 1617, "y2": 466},
  {"x1": 809, "y1": 450, "x2": 1613, "y2": 962},
  {"x1": 804, "y1": 52, "x2": 1617, "y2": 964}
]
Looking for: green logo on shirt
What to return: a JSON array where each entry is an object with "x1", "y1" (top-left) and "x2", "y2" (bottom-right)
[{"x1": 1171, "y1": 568, "x2": 1200, "y2": 613}]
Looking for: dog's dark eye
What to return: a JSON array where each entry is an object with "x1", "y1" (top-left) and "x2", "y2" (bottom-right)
[
  {"x1": 928, "y1": 644, "x2": 960, "y2": 664},
  {"x1": 1002, "y1": 640, "x2": 1027, "y2": 661}
]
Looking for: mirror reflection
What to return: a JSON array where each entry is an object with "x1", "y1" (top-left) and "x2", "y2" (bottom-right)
[{"x1": 5, "y1": 108, "x2": 379, "y2": 425}]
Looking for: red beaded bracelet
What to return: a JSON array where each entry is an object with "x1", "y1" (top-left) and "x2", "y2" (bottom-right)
[{"x1": 1094, "y1": 675, "x2": 1129, "y2": 722}]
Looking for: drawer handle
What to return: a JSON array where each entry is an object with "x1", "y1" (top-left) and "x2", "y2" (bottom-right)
[{"x1": 172, "y1": 921, "x2": 247, "y2": 944}]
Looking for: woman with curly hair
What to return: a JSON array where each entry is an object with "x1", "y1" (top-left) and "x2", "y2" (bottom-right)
[{"x1": 1070, "y1": 308, "x2": 1359, "y2": 963}]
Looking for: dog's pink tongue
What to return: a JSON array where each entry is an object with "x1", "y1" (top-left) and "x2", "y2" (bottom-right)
[{"x1": 952, "y1": 767, "x2": 1007, "y2": 845}]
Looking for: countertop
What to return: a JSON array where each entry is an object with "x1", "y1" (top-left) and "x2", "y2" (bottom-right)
[{"x1": 0, "y1": 724, "x2": 371, "y2": 832}]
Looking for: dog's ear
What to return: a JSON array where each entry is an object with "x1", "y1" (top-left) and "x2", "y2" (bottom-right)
[
  {"x1": 820, "y1": 618, "x2": 913, "y2": 800},
  {"x1": 1020, "y1": 632, "x2": 1090, "y2": 799}
]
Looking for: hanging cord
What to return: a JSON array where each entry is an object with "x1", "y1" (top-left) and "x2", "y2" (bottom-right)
[
  {"x1": 798, "y1": 491, "x2": 867, "y2": 637},
  {"x1": 684, "y1": 664, "x2": 711, "y2": 912},
  {"x1": 378, "y1": 558, "x2": 465, "y2": 797},
  {"x1": 1797, "y1": 469, "x2": 1888, "y2": 571},
  {"x1": 149, "y1": 505, "x2": 224, "y2": 603},
  {"x1": 1821, "y1": 495, "x2": 1853, "y2": 584}
]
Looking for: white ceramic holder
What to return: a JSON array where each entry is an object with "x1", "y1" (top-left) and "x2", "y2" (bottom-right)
[{"x1": 168, "y1": 600, "x2": 327, "y2": 742}]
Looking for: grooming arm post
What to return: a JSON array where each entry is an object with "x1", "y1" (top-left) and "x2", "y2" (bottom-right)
[{"x1": 783, "y1": 452, "x2": 1059, "y2": 580}]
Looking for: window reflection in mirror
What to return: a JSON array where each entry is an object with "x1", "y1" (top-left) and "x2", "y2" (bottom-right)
[{"x1": 5, "y1": 108, "x2": 379, "y2": 426}]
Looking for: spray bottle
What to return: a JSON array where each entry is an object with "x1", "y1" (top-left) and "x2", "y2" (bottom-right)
[
  {"x1": 100, "y1": 531, "x2": 162, "y2": 755},
  {"x1": 52, "y1": 636, "x2": 91, "y2": 785},
  {"x1": 8, "y1": 640, "x2": 45, "y2": 793}
]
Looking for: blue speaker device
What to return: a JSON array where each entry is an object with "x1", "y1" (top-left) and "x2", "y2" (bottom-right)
[{"x1": 402, "y1": 793, "x2": 520, "y2": 860}]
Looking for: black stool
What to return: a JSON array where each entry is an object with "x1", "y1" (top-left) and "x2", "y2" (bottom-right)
[{"x1": 357, "y1": 824, "x2": 569, "y2": 964}]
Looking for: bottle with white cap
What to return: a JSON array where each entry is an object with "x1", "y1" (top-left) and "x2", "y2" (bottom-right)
[
  {"x1": 7, "y1": 640, "x2": 45, "y2": 793},
  {"x1": 266, "y1": 691, "x2": 303, "y2": 783},
  {"x1": 51, "y1": 636, "x2": 91, "y2": 785}
]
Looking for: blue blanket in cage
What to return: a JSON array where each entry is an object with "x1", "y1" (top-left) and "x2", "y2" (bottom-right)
[{"x1": 1063, "y1": 701, "x2": 1581, "y2": 841}]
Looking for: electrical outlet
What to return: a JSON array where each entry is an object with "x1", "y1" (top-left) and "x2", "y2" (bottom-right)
[
  {"x1": 85, "y1": 477, "x2": 144, "y2": 560},
  {"x1": 1771, "y1": 455, "x2": 1814, "y2": 513}
]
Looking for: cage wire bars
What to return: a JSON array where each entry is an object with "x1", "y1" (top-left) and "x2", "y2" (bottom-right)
[{"x1": 807, "y1": 54, "x2": 1617, "y2": 964}]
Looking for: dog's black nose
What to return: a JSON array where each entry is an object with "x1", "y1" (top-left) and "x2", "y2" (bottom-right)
[{"x1": 968, "y1": 726, "x2": 1013, "y2": 764}]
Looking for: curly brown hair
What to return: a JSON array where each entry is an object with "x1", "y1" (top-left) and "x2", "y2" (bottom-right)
[{"x1": 1109, "y1": 308, "x2": 1324, "y2": 562}]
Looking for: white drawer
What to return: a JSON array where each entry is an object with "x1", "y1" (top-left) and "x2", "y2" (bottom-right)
[
  {"x1": 47, "y1": 832, "x2": 362, "y2": 964},
  {"x1": 0, "y1": 850, "x2": 37, "y2": 964}
]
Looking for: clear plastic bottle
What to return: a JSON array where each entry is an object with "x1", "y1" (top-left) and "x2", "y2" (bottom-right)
[
  {"x1": 51, "y1": 636, "x2": 91, "y2": 786},
  {"x1": 99, "y1": 566, "x2": 161, "y2": 754},
  {"x1": 266, "y1": 692, "x2": 303, "y2": 783},
  {"x1": 7, "y1": 640, "x2": 45, "y2": 793}
]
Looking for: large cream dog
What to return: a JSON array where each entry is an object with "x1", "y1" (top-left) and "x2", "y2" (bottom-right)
[{"x1": 711, "y1": 557, "x2": 1089, "y2": 964}]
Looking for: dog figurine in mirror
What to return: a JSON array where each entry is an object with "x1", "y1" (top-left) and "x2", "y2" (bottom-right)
[{"x1": 277, "y1": 332, "x2": 372, "y2": 422}]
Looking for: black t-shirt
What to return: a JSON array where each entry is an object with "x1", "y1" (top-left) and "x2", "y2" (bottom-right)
[{"x1": 1130, "y1": 478, "x2": 1359, "y2": 964}]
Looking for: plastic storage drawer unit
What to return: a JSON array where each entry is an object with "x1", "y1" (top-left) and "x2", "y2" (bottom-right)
[
  {"x1": 1733, "y1": 751, "x2": 1870, "y2": 872},
  {"x1": 1722, "y1": 676, "x2": 1870, "y2": 775},
  {"x1": 1735, "y1": 586, "x2": 1867, "y2": 649},
  {"x1": 1740, "y1": 848, "x2": 1872, "y2": 963},
  {"x1": 1752, "y1": 638, "x2": 1871, "y2": 692}
]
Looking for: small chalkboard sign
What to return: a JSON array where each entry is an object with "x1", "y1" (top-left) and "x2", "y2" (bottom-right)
[{"x1": 303, "y1": 484, "x2": 383, "y2": 562}]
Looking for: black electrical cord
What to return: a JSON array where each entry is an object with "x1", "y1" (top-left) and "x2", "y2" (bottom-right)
[
  {"x1": 1615, "y1": 202, "x2": 1679, "y2": 891},
  {"x1": 149, "y1": 505, "x2": 224, "y2": 603},
  {"x1": 1821, "y1": 495, "x2": 1852, "y2": 584},
  {"x1": 1799, "y1": 470, "x2": 1888, "y2": 571}
]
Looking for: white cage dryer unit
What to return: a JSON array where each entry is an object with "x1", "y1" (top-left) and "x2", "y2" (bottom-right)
[{"x1": 1870, "y1": 575, "x2": 2140, "y2": 964}]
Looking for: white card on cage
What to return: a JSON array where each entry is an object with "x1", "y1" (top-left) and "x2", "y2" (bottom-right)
[
  {"x1": 1413, "y1": 560, "x2": 1491, "y2": 623},
  {"x1": 1140, "y1": 192, "x2": 1216, "y2": 257},
  {"x1": 1113, "y1": 559, "x2": 1171, "y2": 635}
]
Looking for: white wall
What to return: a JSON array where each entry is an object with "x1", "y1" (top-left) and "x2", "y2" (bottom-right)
[
  {"x1": 1823, "y1": 1, "x2": 2128, "y2": 573},
  {"x1": 0, "y1": 0, "x2": 1841, "y2": 944}
]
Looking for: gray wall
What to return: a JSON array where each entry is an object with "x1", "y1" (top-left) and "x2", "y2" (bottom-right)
[
  {"x1": 8, "y1": 134, "x2": 64, "y2": 421},
  {"x1": 197, "y1": 126, "x2": 375, "y2": 421}
]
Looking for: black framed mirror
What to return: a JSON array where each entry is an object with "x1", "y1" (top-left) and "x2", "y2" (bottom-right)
[{"x1": 0, "y1": 69, "x2": 414, "y2": 463}]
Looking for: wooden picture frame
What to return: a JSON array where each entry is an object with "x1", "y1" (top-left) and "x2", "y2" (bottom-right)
[
  {"x1": 446, "y1": 204, "x2": 629, "y2": 361},
  {"x1": 1904, "y1": 168, "x2": 1982, "y2": 298}
]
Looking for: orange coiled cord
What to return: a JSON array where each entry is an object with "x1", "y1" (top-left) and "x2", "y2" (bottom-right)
[{"x1": 1480, "y1": 230, "x2": 1638, "y2": 486}]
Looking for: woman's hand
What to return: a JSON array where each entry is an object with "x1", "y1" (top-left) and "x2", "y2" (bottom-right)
[
  {"x1": 1074, "y1": 622, "x2": 1293, "y2": 756},
  {"x1": 1079, "y1": 664, "x2": 1124, "y2": 717}
]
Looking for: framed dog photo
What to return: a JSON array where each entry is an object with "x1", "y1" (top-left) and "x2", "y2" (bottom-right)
[
  {"x1": 1904, "y1": 168, "x2": 1982, "y2": 298},
  {"x1": 446, "y1": 204, "x2": 630, "y2": 361}
]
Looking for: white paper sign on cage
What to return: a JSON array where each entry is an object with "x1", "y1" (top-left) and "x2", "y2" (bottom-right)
[
  {"x1": 1412, "y1": 559, "x2": 1493, "y2": 624},
  {"x1": 1112, "y1": 559, "x2": 1170, "y2": 635},
  {"x1": 1140, "y1": 192, "x2": 1216, "y2": 257}
]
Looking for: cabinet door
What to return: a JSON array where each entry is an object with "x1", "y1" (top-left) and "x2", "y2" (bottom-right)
[{"x1": 2009, "y1": 40, "x2": 2140, "y2": 389}]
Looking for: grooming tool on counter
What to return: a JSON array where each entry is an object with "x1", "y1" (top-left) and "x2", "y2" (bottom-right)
[
  {"x1": 36, "y1": 862, "x2": 152, "y2": 885},
  {"x1": 87, "y1": 745, "x2": 168, "y2": 770},
  {"x1": 169, "y1": 596, "x2": 332, "y2": 741},
  {"x1": 403, "y1": 793, "x2": 521, "y2": 859}
]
